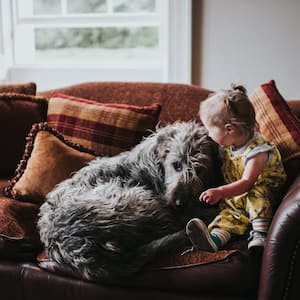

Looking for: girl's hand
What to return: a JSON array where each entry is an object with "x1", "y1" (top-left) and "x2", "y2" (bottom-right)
[{"x1": 199, "y1": 188, "x2": 223, "y2": 205}]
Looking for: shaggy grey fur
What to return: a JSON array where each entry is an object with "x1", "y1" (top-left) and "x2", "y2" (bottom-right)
[{"x1": 38, "y1": 121, "x2": 219, "y2": 281}]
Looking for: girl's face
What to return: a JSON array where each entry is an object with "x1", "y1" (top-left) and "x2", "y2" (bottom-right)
[{"x1": 201, "y1": 117, "x2": 234, "y2": 148}]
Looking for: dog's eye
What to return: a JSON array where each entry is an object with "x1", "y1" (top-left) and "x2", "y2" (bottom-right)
[{"x1": 172, "y1": 162, "x2": 182, "y2": 172}]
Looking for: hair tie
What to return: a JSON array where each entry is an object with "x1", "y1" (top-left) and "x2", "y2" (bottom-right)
[{"x1": 231, "y1": 84, "x2": 247, "y2": 95}]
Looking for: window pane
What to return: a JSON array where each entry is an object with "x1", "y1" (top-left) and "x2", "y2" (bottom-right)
[
  {"x1": 34, "y1": 27, "x2": 159, "y2": 65},
  {"x1": 33, "y1": 0, "x2": 61, "y2": 15},
  {"x1": 113, "y1": 0, "x2": 156, "y2": 13},
  {"x1": 67, "y1": 0, "x2": 106, "y2": 14}
]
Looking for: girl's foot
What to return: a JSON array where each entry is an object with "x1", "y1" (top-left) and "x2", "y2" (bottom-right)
[
  {"x1": 248, "y1": 230, "x2": 266, "y2": 250},
  {"x1": 185, "y1": 218, "x2": 218, "y2": 252}
]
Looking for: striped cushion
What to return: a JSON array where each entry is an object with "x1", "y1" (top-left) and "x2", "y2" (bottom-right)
[
  {"x1": 249, "y1": 80, "x2": 300, "y2": 162},
  {"x1": 47, "y1": 93, "x2": 161, "y2": 156}
]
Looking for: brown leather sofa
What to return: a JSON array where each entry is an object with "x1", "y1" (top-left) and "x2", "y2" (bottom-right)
[{"x1": 0, "y1": 82, "x2": 300, "y2": 300}]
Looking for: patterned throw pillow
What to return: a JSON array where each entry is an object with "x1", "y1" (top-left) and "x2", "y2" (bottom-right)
[
  {"x1": 249, "y1": 80, "x2": 300, "y2": 162},
  {"x1": 46, "y1": 93, "x2": 161, "y2": 156},
  {"x1": 0, "y1": 93, "x2": 47, "y2": 178},
  {"x1": 5, "y1": 123, "x2": 96, "y2": 204}
]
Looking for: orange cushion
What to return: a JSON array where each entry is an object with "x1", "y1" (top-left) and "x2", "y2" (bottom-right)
[
  {"x1": 5, "y1": 123, "x2": 96, "y2": 204},
  {"x1": 46, "y1": 93, "x2": 161, "y2": 156}
]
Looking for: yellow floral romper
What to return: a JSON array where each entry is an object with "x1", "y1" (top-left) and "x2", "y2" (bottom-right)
[{"x1": 208, "y1": 133, "x2": 286, "y2": 236}]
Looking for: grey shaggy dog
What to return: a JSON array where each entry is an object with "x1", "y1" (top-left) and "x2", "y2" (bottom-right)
[{"x1": 38, "y1": 121, "x2": 219, "y2": 281}]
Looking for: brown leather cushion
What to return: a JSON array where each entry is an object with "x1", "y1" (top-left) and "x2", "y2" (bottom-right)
[
  {"x1": 37, "y1": 249, "x2": 239, "y2": 279},
  {"x1": 5, "y1": 123, "x2": 96, "y2": 204},
  {"x1": 0, "y1": 82, "x2": 36, "y2": 95},
  {"x1": 0, "y1": 93, "x2": 47, "y2": 178}
]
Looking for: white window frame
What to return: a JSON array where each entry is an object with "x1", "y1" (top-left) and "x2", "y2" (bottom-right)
[
  {"x1": 0, "y1": 0, "x2": 191, "y2": 90},
  {"x1": 0, "y1": 0, "x2": 13, "y2": 80}
]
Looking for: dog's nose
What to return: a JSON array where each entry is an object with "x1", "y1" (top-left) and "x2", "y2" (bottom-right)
[
  {"x1": 174, "y1": 198, "x2": 184, "y2": 209},
  {"x1": 175, "y1": 199, "x2": 182, "y2": 206}
]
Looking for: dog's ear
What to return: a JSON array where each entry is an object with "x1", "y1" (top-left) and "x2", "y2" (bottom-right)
[
  {"x1": 156, "y1": 129, "x2": 176, "y2": 160},
  {"x1": 186, "y1": 126, "x2": 209, "y2": 148},
  {"x1": 156, "y1": 143, "x2": 170, "y2": 161},
  {"x1": 156, "y1": 127, "x2": 176, "y2": 142}
]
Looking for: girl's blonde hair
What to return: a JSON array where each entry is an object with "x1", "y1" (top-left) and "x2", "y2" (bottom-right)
[{"x1": 199, "y1": 84, "x2": 257, "y2": 137}]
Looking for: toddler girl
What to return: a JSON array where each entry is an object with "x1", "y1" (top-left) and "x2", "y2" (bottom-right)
[{"x1": 186, "y1": 84, "x2": 286, "y2": 251}]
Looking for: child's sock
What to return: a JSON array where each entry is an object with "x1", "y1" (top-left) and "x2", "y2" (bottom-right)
[
  {"x1": 210, "y1": 228, "x2": 231, "y2": 248},
  {"x1": 248, "y1": 218, "x2": 270, "y2": 250},
  {"x1": 252, "y1": 218, "x2": 270, "y2": 234}
]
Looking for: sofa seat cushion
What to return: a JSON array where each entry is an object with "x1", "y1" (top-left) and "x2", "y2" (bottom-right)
[
  {"x1": 2, "y1": 261, "x2": 249, "y2": 300},
  {"x1": 37, "y1": 244, "x2": 259, "y2": 297},
  {"x1": 135, "y1": 250, "x2": 259, "y2": 296},
  {"x1": 0, "y1": 262, "x2": 24, "y2": 299}
]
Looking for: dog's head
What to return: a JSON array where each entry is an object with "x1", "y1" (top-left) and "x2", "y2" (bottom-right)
[{"x1": 156, "y1": 122, "x2": 221, "y2": 217}]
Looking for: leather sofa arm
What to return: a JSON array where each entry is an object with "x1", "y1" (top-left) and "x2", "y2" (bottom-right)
[{"x1": 258, "y1": 174, "x2": 300, "y2": 300}]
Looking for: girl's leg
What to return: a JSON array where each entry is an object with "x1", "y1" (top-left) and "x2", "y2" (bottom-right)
[
  {"x1": 246, "y1": 187, "x2": 273, "y2": 249},
  {"x1": 186, "y1": 218, "x2": 230, "y2": 252},
  {"x1": 186, "y1": 207, "x2": 249, "y2": 252}
]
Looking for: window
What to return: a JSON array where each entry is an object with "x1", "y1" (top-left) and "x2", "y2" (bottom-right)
[{"x1": 0, "y1": 0, "x2": 191, "y2": 90}]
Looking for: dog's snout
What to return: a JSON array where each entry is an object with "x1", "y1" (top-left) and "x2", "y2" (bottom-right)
[
  {"x1": 171, "y1": 197, "x2": 186, "y2": 212},
  {"x1": 167, "y1": 181, "x2": 195, "y2": 211}
]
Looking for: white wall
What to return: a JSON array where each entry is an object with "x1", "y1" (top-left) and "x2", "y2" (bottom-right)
[{"x1": 199, "y1": 0, "x2": 300, "y2": 99}]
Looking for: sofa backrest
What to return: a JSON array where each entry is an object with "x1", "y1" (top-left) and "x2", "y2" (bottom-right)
[
  {"x1": 38, "y1": 82, "x2": 300, "y2": 123},
  {"x1": 38, "y1": 82, "x2": 212, "y2": 125}
]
